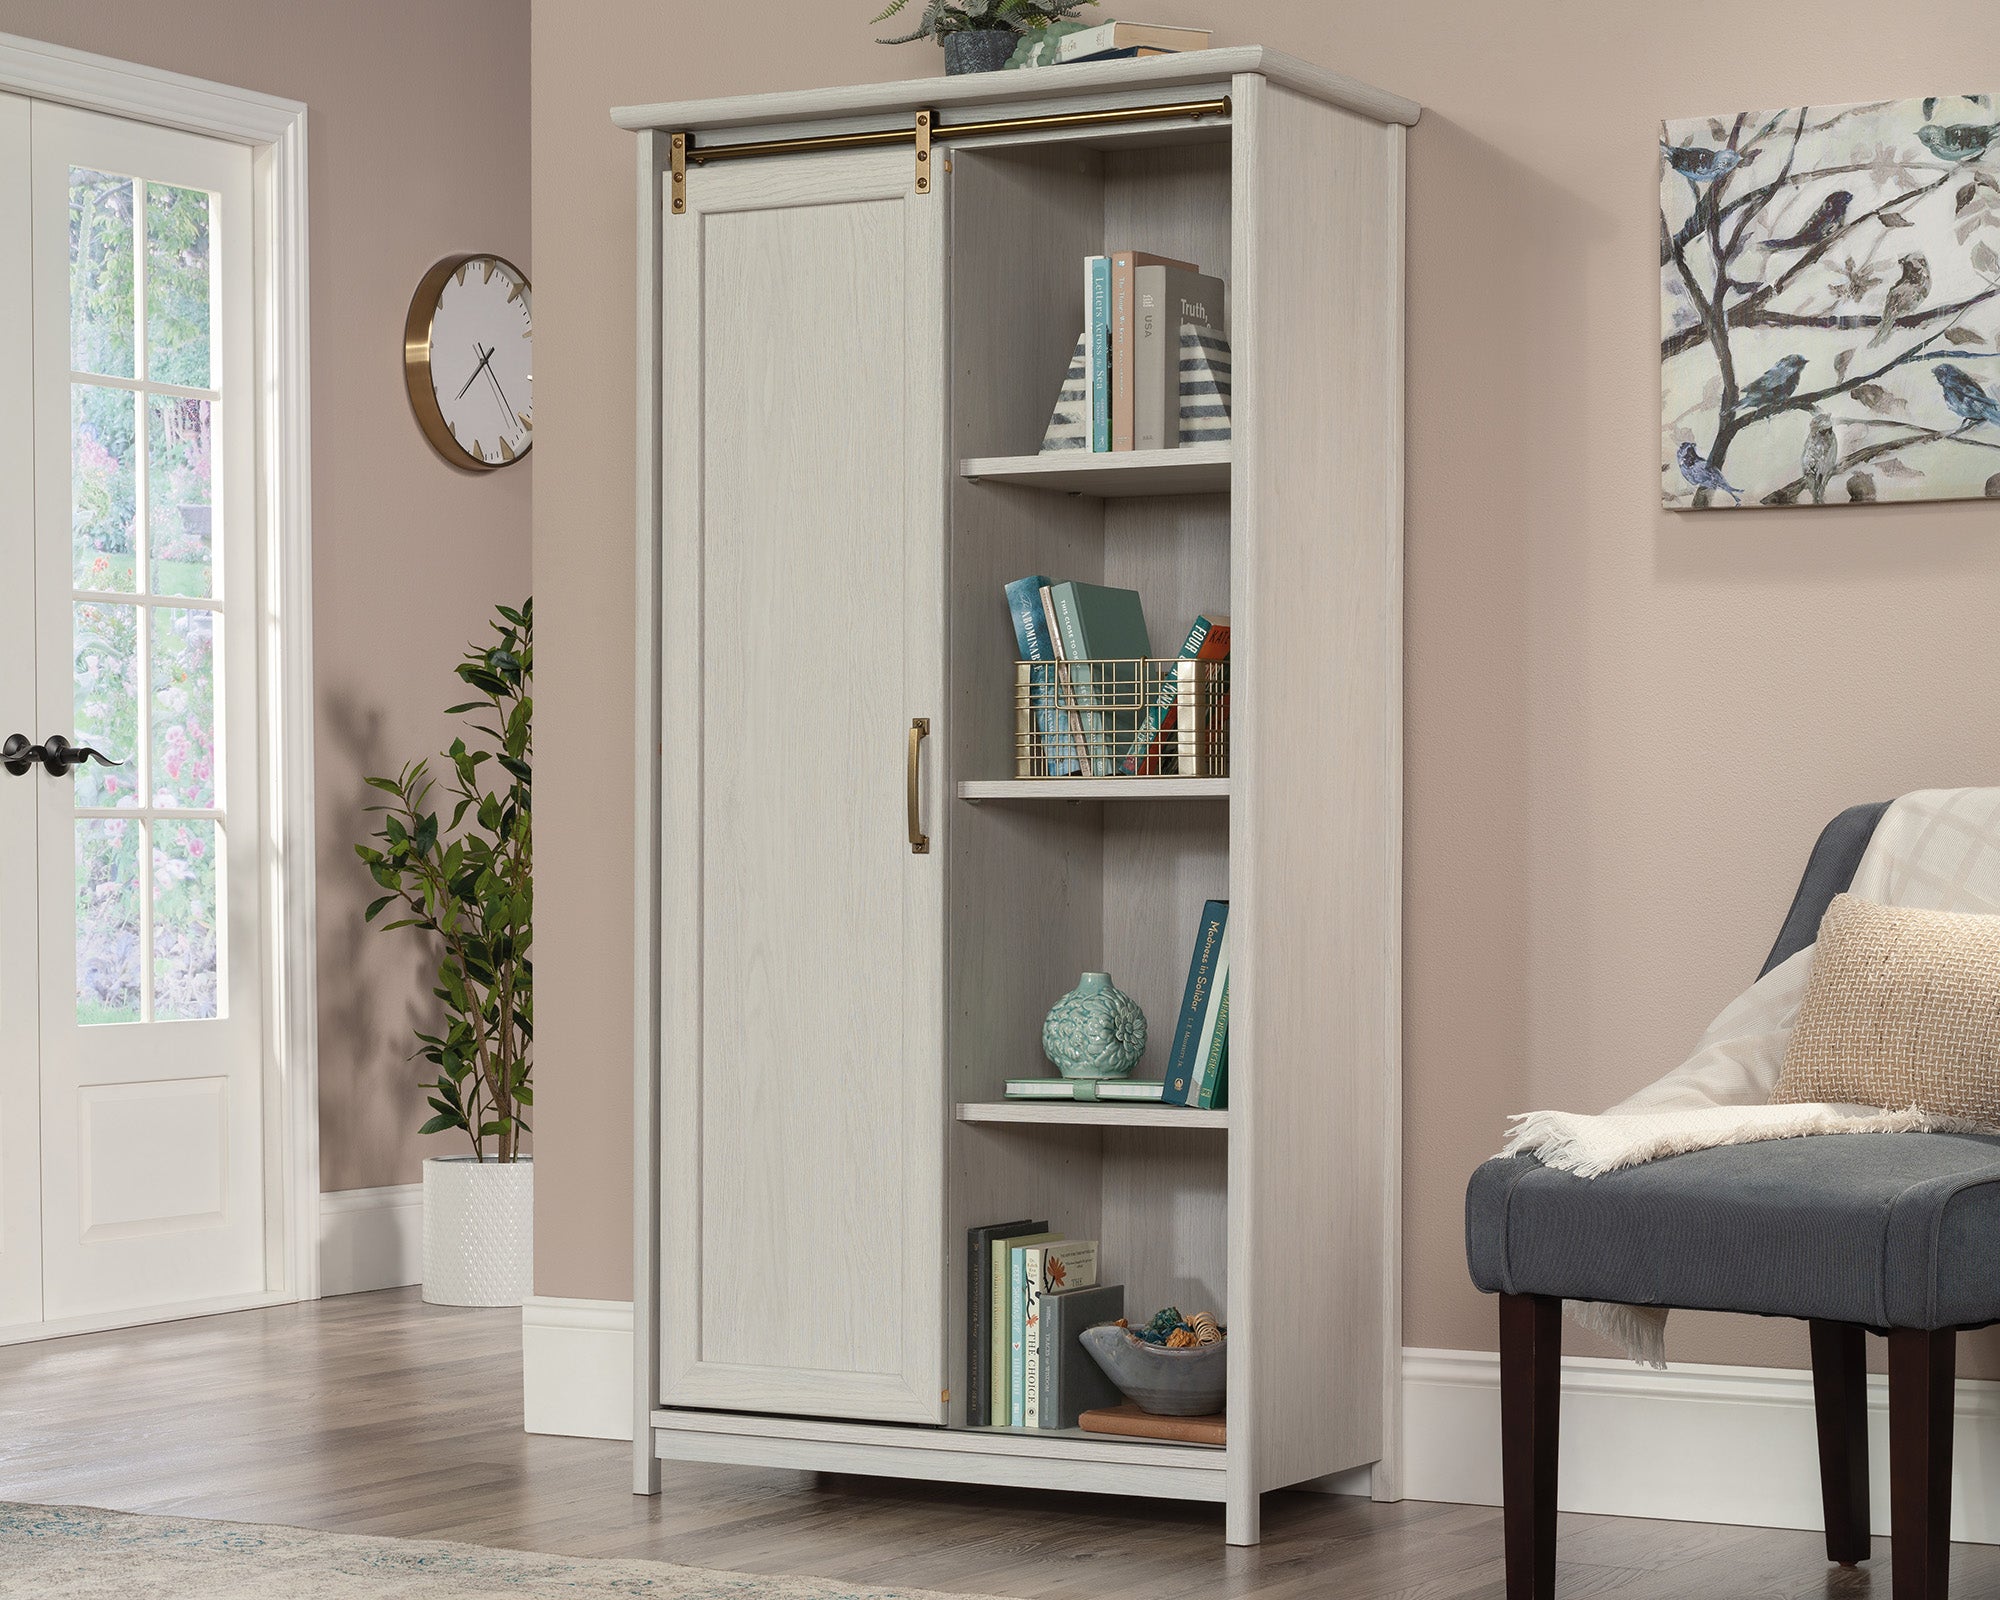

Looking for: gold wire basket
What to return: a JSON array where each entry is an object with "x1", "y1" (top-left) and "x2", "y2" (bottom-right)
[{"x1": 1014, "y1": 658, "x2": 1229, "y2": 779}]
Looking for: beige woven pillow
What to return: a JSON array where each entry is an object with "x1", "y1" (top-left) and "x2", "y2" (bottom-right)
[{"x1": 1773, "y1": 893, "x2": 2000, "y2": 1124}]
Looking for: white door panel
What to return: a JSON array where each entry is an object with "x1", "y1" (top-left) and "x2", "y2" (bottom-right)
[
  {"x1": 0, "y1": 90, "x2": 43, "y2": 1331},
  {"x1": 25, "y1": 101, "x2": 263, "y2": 1322}
]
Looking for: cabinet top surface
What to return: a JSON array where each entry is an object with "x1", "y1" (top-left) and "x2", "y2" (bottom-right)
[{"x1": 610, "y1": 46, "x2": 1419, "y2": 135}]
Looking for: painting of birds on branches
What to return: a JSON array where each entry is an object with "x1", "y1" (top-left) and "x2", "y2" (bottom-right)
[{"x1": 1662, "y1": 94, "x2": 2000, "y2": 509}]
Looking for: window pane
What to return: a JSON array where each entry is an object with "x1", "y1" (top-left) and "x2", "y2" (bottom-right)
[
  {"x1": 73, "y1": 600, "x2": 140, "y2": 809},
  {"x1": 151, "y1": 607, "x2": 216, "y2": 810},
  {"x1": 148, "y1": 396, "x2": 213, "y2": 598},
  {"x1": 76, "y1": 818, "x2": 142, "y2": 1025},
  {"x1": 69, "y1": 168, "x2": 135, "y2": 380},
  {"x1": 145, "y1": 183, "x2": 212, "y2": 389},
  {"x1": 153, "y1": 819, "x2": 221, "y2": 1022},
  {"x1": 72, "y1": 384, "x2": 138, "y2": 592}
]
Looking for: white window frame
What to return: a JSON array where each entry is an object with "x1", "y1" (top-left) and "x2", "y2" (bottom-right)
[{"x1": 0, "y1": 30, "x2": 319, "y2": 1300}]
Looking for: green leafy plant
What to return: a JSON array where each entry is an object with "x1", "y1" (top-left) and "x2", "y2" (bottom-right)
[
  {"x1": 872, "y1": 0, "x2": 1095, "y2": 44},
  {"x1": 357, "y1": 600, "x2": 532, "y2": 1163}
]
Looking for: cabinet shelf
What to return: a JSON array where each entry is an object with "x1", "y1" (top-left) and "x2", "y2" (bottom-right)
[
  {"x1": 958, "y1": 777, "x2": 1229, "y2": 802},
  {"x1": 959, "y1": 444, "x2": 1230, "y2": 497},
  {"x1": 957, "y1": 1100, "x2": 1228, "y2": 1129}
]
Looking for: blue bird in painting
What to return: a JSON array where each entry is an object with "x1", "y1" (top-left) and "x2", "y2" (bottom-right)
[
  {"x1": 1736, "y1": 354, "x2": 1808, "y2": 412},
  {"x1": 1933, "y1": 365, "x2": 2000, "y2": 431},
  {"x1": 1677, "y1": 441, "x2": 1745, "y2": 504},
  {"x1": 1756, "y1": 191, "x2": 1852, "y2": 253},
  {"x1": 1916, "y1": 123, "x2": 1997, "y2": 163},
  {"x1": 1661, "y1": 143, "x2": 1745, "y2": 183}
]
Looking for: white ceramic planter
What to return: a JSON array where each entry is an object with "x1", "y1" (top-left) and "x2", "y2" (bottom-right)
[{"x1": 422, "y1": 1155, "x2": 533, "y2": 1307}]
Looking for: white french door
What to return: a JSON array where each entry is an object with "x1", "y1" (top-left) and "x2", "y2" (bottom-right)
[{"x1": 0, "y1": 92, "x2": 265, "y2": 1329}]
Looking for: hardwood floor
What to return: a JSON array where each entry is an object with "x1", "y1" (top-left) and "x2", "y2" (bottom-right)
[{"x1": 2, "y1": 1289, "x2": 1999, "y2": 1598}]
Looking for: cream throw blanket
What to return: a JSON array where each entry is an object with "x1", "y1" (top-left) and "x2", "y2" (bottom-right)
[{"x1": 1503, "y1": 787, "x2": 2000, "y2": 1364}]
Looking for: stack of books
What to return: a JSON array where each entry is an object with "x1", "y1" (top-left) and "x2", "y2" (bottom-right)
[
  {"x1": 1072, "y1": 249, "x2": 1227, "y2": 454},
  {"x1": 1004, "y1": 575, "x2": 1230, "y2": 778},
  {"x1": 1050, "y1": 21, "x2": 1211, "y2": 65},
  {"x1": 965, "y1": 1222, "x2": 1125, "y2": 1429}
]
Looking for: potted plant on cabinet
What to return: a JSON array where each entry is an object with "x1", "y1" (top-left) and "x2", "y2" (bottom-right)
[
  {"x1": 871, "y1": 0, "x2": 1097, "y2": 75},
  {"x1": 357, "y1": 600, "x2": 533, "y2": 1306}
]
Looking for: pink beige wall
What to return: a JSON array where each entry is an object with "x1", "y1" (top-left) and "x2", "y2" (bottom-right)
[
  {"x1": 1, "y1": 1, "x2": 534, "y2": 1192},
  {"x1": 531, "y1": 2, "x2": 2000, "y2": 1372}
]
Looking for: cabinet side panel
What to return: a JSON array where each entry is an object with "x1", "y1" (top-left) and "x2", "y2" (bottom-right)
[{"x1": 1231, "y1": 80, "x2": 1403, "y2": 1494}]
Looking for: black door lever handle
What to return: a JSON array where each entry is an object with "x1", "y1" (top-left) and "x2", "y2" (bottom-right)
[{"x1": 2, "y1": 734, "x2": 127, "y2": 779}]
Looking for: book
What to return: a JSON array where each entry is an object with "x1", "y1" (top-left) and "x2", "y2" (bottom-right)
[
  {"x1": 1020, "y1": 1239, "x2": 1099, "y2": 1427},
  {"x1": 1191, "y1": 965, "x2": 1229, "y2": 1110},
  {"x1": 1039, "y1": 583, "x2": 1095, "y2": 770},
  {"x1": 1085, "y1": 255, "x2": 1111, "y2": 452},
  {"x1": 1123, "y1": 613, "x2": 1229, "y2": 775},
  {"x1": 1164, "y1": 900, "x2": 1228, "y2": 1106},
  {"x1": 966, "y1": 1218, "x2": 1034, "y2": 1426},
  {"x1": 1036, "y1": 1283, "x2": 1126, "y2": 1429},
  {"x1": 1135, "y1": 265, "x2": 1225, "y2": 450},
  {"x1": 1005, "y1": 1078, "x2": 1167, "y2": 1102},
  {"x1": 1049, "y1": 581, "x2": 1151, "y2": 775},
  {"x1": 990, "y1": 1226, "x2": 1054, "y2": 1427},
  {"x1": 1054, "y1": 21, "x2": 1212, "y2": 61},
  {"x1": 1111, "y1": 252, "x2": 1194, "y2": 452},
  {"x1": 1005, "y1": 575, "x2": 1082, "y2": 776},
  {"x1": 1078, "y1": 1403, "x2": 1226, "y2": 1445},
  {"x1": 1062, "y1": 45, "x2": 1175, "y2": 62}
]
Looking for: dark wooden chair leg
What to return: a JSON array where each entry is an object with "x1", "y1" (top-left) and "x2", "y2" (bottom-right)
[
  {"x1": 1498, "y1": 1292, "x2": 1561, "y2": 1600},
  {"x1": 1888, "y1": 1326, "x2": 1956, "y2": 1600},
  {"x1": 1810, "y1": 1319, "x2": 1871, "y2": 1566}
]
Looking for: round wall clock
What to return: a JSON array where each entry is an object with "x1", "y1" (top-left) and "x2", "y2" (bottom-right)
[{"x1": 403, "y1": 253, "x2": 533, "y2": 470}]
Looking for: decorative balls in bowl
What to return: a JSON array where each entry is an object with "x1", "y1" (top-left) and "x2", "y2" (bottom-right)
[{"x1": 1080, "y1": 1308, "x2": 1226, "y2": 1417}]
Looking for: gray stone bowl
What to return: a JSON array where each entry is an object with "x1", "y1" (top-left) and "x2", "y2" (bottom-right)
[{"x1": 1079, "y1": 1324, "x2": 1226, "y2": 1417}]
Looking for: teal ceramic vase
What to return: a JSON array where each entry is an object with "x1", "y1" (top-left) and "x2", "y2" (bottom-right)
[{"x1": 1042, "y1": 971, "x2": 1147, "y2": 1080}]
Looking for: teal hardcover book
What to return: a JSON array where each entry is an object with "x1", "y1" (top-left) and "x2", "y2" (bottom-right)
[
  {"x1": 1191, "y1": 970, "x2": 1230, "y2": 1110},
  {"x1": 1048, "y1": 581, "x2": 1151, "y2": 775},
  {"x1": 1165, "y1": 901, "x2": 1228, "y2": 1106}
]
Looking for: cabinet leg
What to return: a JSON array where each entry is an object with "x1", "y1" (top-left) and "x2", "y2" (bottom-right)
[
  {"x1": 633, "y1": 1434, "x2": 661, "y2": 1496},
  {"x1": 1499, "y1": 1292, "x2": 1561, "y2": 1600},
  {"x1": 1809, "y1": 1319, "x2": 1871, "y2": 1566},
  {"x1": 1225, "y1": 1483, "x2": 1261, "y2": 1546},
  {"x1": 1888, "y1": 1327, "x2": 1955, "y2": 1600}
]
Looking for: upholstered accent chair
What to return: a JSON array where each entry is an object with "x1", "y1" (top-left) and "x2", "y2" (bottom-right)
[{"x1": 1466, "y1": 803, "x2": 2000, "y2": 1600}]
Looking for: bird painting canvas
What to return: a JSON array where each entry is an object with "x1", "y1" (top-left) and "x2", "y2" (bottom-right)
[{"x1": 1662, "y1": 94, "x2": 2000, "y2": 509}]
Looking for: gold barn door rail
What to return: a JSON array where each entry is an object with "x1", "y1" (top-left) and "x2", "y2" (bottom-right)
[{"x1": 668, "y1": 95, "x2": 1231, "y2": 210}]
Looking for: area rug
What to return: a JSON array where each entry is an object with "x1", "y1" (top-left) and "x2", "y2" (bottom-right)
[{"x1": 0, "y1": 1503, "x2": 1013, "y2": 1599}]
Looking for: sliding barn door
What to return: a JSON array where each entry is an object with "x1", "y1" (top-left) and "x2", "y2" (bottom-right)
[{"x1": 656, "y1": 148, "x2": 947, "y2": 1423}]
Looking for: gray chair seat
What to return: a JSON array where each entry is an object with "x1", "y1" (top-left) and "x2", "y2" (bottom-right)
[{"x1": 1467, "y1": 1132, "x2": 2000, "y2": 1331}]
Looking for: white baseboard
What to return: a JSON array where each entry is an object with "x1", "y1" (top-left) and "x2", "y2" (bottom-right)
[
  {"x1": 523, "y1": 1297, "x2": 635, "y2": 1440},
  {"x1": 317, "y1": 1183, "x2": 422, "y2": 1297},
  {"x1": 1405, "y1": 1346, "x2": 2000, "y2": 1545},
  {"x1": 514, "y1": 1313, "x2": 2000, "y2": 1544}
]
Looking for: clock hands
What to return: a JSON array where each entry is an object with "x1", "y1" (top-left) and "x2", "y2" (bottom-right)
[
  {"x1": 452, "y1": 343, "x2": 525, "y2": 450},
  {"x1": 481, "y1": 355, "x2": 517, "y2": 426},
  {"x1": 455, "y1": 342, "x2": 498, "y2": 400}
]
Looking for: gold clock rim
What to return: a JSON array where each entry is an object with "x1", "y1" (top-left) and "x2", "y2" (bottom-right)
[{"x1": 402, "y1": 252, "x2": 533, "y2": 473}]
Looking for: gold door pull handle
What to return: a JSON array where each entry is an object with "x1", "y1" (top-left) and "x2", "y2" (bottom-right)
[{"x1": 907, "y1": 717, "x2": 930, "y2": 856}]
